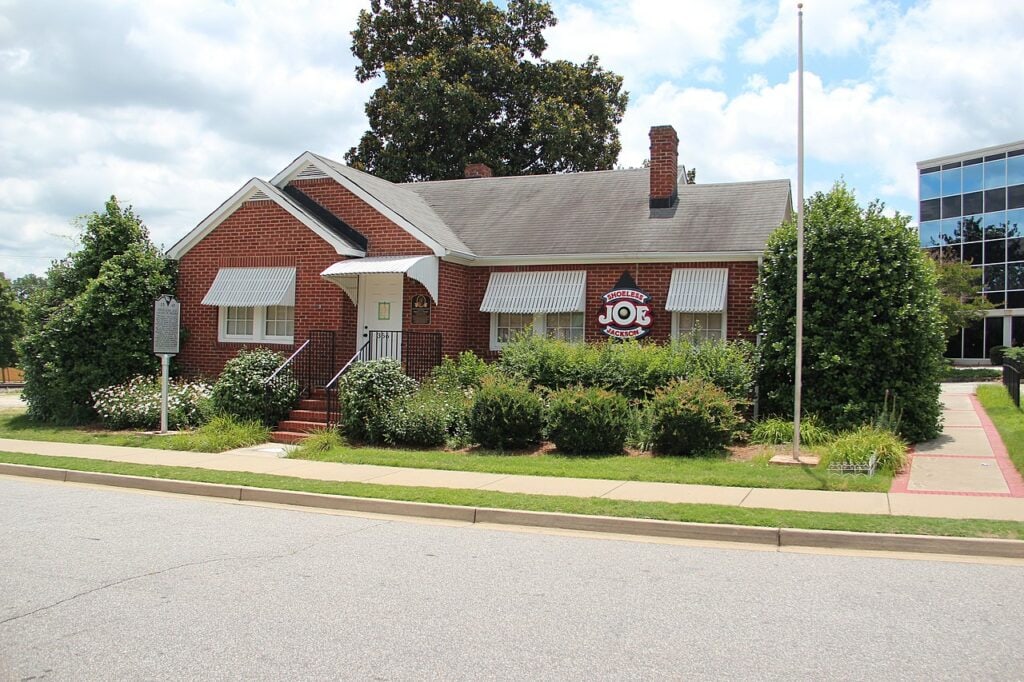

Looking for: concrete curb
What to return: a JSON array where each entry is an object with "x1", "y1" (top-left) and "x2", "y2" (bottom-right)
[{"x1": 2, "y1": 462, "x2": 1024, "y2": 559}]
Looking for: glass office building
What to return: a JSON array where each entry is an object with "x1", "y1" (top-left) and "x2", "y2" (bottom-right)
[{"x1": 918, "y1": 140, "x2": 1024, "y2": 362}]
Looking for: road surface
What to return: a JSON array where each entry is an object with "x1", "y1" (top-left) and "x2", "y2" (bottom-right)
[{"x1": 1, "y1": 476, "x2": 1022, "y2": 680}]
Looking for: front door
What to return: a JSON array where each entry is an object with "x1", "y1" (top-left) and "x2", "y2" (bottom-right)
[{"x1": 357, "y1": 273, "x2": 404, "y2": 361}]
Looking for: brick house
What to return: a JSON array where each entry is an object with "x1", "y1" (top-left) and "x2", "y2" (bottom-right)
[{"x1": 168, "y1": 124, "x2": 792, "y2": 383}]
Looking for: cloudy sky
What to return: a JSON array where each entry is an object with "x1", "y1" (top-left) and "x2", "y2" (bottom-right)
[{"x1": 2, "y1": 0, "x2": 1023, "y2": 278}]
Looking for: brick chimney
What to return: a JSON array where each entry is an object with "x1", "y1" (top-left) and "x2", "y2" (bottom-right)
[
  {"x1": 649, "y1": 125, "x2": 678, "y2": 208},
  {"x1": 464, "y1": 163, "x2": 493, "y2": 179}
]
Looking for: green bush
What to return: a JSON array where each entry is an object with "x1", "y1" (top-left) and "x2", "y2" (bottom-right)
[
  {"x1": 430, "y1": 351, "x2": 491, "y2": 391},
  {"x1": 990, "y1": 345, "x2": 1009, "y2": 366},
  {"x1": 338, "y1": 359, "x2": 417, "y2": 444},
  {"x1": 497, "y1": 335, "x2": 754, "y2": 401},
  {"x1": 385, "y1": 388, "x2": 454, "y2": 448},
  {"x1": 648, "y1": 379, "x2": 741, "y2": 456},
  {"x1": 1003, "y1": 347, "x2": 1024, "y2": 366},
  {"x1": 210, "y1": 348, "x2": 298, "y2": 426},
  {"x1": 92, "y1": 374, "x2": 212, "y2": 430},
  {"x1": 824, "y1": 426, "x2": 907, "y2": 474},
  {"x1": 165, "y1": 414, "x2": 270, "y2": 452},
  {"x1": 545, "y1": 387, "x2": 631, "y2": 455},
  {"x1": 19, "y1": 197, "x2": 176, "y2": 423},
  {"x1": 939, "y1": 366, "x2": 1001, "y2": 382},
  {"x1": 755, "y1": 182, "x2": 945, "y2": 442},
  {"x1": 749, "y1": 416, "x2": 834, "y2": 446},
  {"x1": 469, "y1": 376, "x2": 543, "y2": 450}
]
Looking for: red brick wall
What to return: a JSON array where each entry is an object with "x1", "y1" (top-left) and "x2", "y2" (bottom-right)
[
  {"x1": 649, "y1": 125, "x2": 679, "y2": 203},
  {"x1": 291, "y1": 178, "x2": 433, "y2": 257},
  {"x1": 176, "y1": 176, "x2": 759, "y2": 377},
  {"x1": 176, "y1": 199, "x2": 356, "y2": 378},
  {"x1": 462, "y1": 261, "x2": 759, "y2": 358}
]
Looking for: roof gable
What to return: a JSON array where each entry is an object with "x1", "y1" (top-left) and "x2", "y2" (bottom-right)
[{"x1": 167, "y1": 178, "x2": 365, "y2": 260}]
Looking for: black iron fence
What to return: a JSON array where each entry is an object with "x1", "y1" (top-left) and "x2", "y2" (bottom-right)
[
  {"x1": 1003, "y1": 359, "x2": 1021, "y2": 408},
  {"x1": 323, "y1": 330, "x2": 443, "y2": 428}
]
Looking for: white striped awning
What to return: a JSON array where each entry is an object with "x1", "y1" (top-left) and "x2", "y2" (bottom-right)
[
  {"x1": 480, "y1": 271, "x2": 586, "y2": 314},
  {"x1": 665, "y1": 268, "x2": 728, "y2": 312},
  {"x1": 321, "y1": 255, "x2": 439, "y2": 304},
  {"x1": 201, "y1": 267, "x2": 296, "y2": 307}
]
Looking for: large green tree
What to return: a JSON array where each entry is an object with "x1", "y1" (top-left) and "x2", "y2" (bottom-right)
[
  {"x1": 928, "y1": 256, "x2": 993, "y2": 339},
  {"x1": 346, "y1": 0, "x2": 628, "y2": 181},
  {"x1": 20, "y1": 197, "x2": 175, "y2": 423},
  {"x1": 755, "y1": 182, "x2": 946, "y2": 442},
  {"x1": 0, "y1": 274, "x2": 21, "y2": 369}
]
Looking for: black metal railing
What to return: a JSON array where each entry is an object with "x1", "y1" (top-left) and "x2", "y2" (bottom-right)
[
  {"x1": 322, "y1": 331, "x2": 443, "y2": 427},
  {"x1": 1003, "y1": 359, "x2": 1021, "y2": 408},
  {"x1": 265, "y1": 330, "x2": 337, "y2": 399}
]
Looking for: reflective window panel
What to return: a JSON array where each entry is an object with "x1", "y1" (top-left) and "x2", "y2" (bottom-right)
[
  {"x1": 984, "y1": 211, "x2": 1006, "y2": 239},
  {"x1": 985, "y1": 187, "x2": 1007, "y2": 212},
  {"x1": 941, "y1": 166, "x2": 962, "y2": 196},
  {"x1": 1008, "y1": 154, "x2": 1024, "y2": 186},
  {"x1": 962, "y1": 160, "x2": 984, "y2": 193},
  {"x1": 1009, "y1": 184, "x2": 1024, "y2": 210},
  {"x1": 962, "y1": 214, "x2": 983, "y2": 241},
  {"x1": 1008, "y1": 262, "x2": 1024, "y2": 290},
  {"x1": 941, "y1": 195, "x2": 962, "y2": 218},
  {"x1": 985, "y1": 158, "x2": 1007, "y2": 189},
  {"x1": 1014, "y1": 316, "x2": 1024, "y2": 347},
  {"x1": 963, "y1": 319, "x2": 985, "y2": 358},
  {"x1": 989, "y1": 291, "x2": 1006, "y2": 306},
  {"x1": 985, "y1": 239, "x2": 1006, "y2": 264},
  {"x1": 963, "y1": 191, "x2": 984, "y2": 214},
  {"x1": 1008, "y1": 238, "x2": 1024, "y2": 262},
  {"x1": 920, "y1": 171, "x2": 941, "y2": 200},
  {"x1": 939, "y1": 218, "x2": 961, "y2": 244},
  {"x1": 963, "y1": 241, "x2": 983, "y2": 264},
  {"x1": 919, "y1": 220, "x2": 941, "y2": 247},
  {"x1": 937, "y1": 244, "x2": 961, "y2": 263},
  {"x1": 984, "y1": 264, "x2": 1006, "y2": 290},
  {"x1": 986, "y1": 317, "x2": 1004, "y2": 358},
  {"x1": 945, "y1": 328, "x2": 963, "y2": 358},
  {"x1": 1009, "y1": 291, "x2": 1024, "y2": 308}
]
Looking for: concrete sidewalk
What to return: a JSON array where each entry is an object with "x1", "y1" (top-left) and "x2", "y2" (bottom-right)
[
  {"x1": 893, "y1": 382, "x2": 1024, "y2": 498},
  {"x1": 2, "y1": 435, "x2": 1024, "y2": 523}
]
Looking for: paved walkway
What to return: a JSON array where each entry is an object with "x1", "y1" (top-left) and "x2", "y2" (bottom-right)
[
  {"x1": 892, "y1": 382, "x2": 1024, "y2": 498},
  {"x1": 2, "y1": 431, "x2": 1024, "y2": 523}
]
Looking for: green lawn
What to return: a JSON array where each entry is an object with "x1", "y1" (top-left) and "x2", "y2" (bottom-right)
[
  {"x1": 0, "y1": 411, "x2": 267, "y2": 453},
  {"x1": 291, "y1": 442, "x2": 892, "y2": 492},
  {"x1": 976, "y1": 384, "x2": 1024, "y2": 476},
  {"x1": 1, "y1": 451, "x2": 1018, "y2": 540}
]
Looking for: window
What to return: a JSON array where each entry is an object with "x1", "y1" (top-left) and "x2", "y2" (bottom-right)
[
  {"x1": 545, "y1": 312, "x2": 584, "y2": 342},
  {"x1": 490, "y1": 312, "x2": 585, "y2": 349},
  {"x1": 674, "y1": 312, "x2": 724, "y2": 342},
  {"x1": 224, "y1": 307, "x2": 253, "y2": 336},
  {"x1": 220, "y1": 306, "x2": 294, "y2": 343}
]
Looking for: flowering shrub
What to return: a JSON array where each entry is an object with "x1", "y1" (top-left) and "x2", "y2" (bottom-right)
[
  {"x1": 338, "y1": 359, "x2": 417, "y2": 444},
  {"x1": 92, "y1": 375, "x2": 212, "y2": 430},
  {"x1": 211, "y1": 348, "x2": 297, "y2": 425},
  {"x1": 386, "y1": 384, "x2": 472, "y2": 448}
]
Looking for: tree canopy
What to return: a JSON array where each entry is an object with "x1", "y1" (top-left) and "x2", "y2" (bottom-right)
[
  {"x1": 346, "y1": 0, "x2": 628, "y2": 181},
  {"x1": 0, "y1": 274, "x2": 21, "y2": 369},
  {"x1": 928, "y1": 255, "x2": 993, "y2": 339},
  {"x1": 19, "y1": 197, "x2": 175, "y2": 423},
  {"x1": 11, "y1": 273, "x2": 46, "y2": 304},
  {"x1": 755, "y1": 182, "x2": 945, "y2": 442}
]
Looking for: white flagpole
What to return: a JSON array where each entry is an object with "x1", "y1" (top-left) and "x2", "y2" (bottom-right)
[{"x1": 793, "y1": 2, "x2": 805, "y2": 462}]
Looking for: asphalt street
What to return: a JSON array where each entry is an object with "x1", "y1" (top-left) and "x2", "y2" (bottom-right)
[{"x1": 1, "y1": 476, "x2": 1022, "y2": 681}]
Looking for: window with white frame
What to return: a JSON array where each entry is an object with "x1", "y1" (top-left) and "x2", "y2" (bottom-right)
[
  {"x1": 219, "y1": 305, "x2": 294, "y2": 343},
  {"x1": 545, "y1": 312, "x2": 585, "y2": 342},
  {"x1": 490, "y1": 311, "x2": 586, "y2": 349},
  {"x1": 673, "y1": 312, "x2": 725, "y2": 342}
]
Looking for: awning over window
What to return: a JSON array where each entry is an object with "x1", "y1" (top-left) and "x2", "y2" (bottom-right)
[
  {"x1": 201, "y1": 267, "x2": 296, "y2": 307},
  {"x1": 480, "y1": 271, "x2": 586, "y2": 314},
  {"x1": 321, "y1": 255, "x2": 439, "y2": 304},
  {"x1": 665, "y1": 268, "x2": 728, "y2": 312}
]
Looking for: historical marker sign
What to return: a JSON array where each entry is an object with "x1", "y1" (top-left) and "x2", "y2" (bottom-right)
[{"x1": 153, "y1": 295, "x2": 181, "y2": 355}]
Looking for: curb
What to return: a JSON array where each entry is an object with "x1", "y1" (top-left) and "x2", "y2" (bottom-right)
[{"x1": 2, "y1": 462, "x2": 1023, "y2": 559}]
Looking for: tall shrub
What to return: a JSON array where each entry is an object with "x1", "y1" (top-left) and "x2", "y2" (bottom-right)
[
  {"x1": 210, "y1": 348, "x2": 298, "y2": 426},
  {"x1": 755, "y1": 182, "x2": 945, "y2": 442},
  {"x1": 19, "y1": 197, "x2": 175, "y2": 423},
  {"x1": 338, "y1": 359, "x2": 417, "y2": 444}
]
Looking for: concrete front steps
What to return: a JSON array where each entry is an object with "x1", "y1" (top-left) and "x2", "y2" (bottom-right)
[{"x1": 271, "y1": 394, "x2": 330, "y2": 445}]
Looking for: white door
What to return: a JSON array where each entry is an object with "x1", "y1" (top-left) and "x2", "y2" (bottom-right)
[{"x1": 357, "y1": 273, "x2": 404, "y2": 361}]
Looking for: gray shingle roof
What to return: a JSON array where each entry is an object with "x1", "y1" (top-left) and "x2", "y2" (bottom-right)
[{"x1": 402, "y1": 168, "x2": 792, "y2": 258}]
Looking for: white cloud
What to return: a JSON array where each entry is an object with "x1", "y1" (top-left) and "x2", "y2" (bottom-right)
[
  {"x1": 546, "y1": 0, "x2": 748, "y2": 85},
  {"x1": 740, "y1": 0, "x2": 898, "y2": 64}
]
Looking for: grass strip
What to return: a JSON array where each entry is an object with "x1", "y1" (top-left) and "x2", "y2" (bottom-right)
[
  {"x1": 1, "y1": 451, "x2": 1020, "y2": 540},
  {"x1": 293, "y1": 443, "x2": 891, "y2": 493},
  {"x1": 976, "y1": 384, "x2": 1024, "y2": 477}
]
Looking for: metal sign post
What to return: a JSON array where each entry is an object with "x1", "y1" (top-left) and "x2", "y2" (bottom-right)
[{"x1": 152, "y1": 295, "x2": 181, "y2": 434}]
